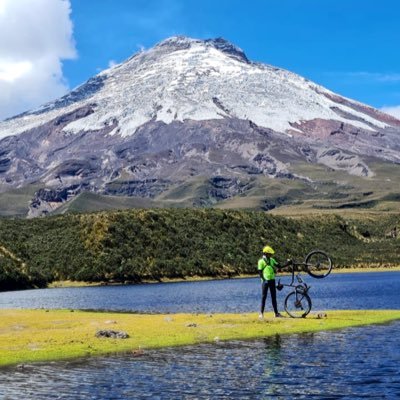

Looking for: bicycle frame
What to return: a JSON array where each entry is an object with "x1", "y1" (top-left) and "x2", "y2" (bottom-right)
[
  {"x1": 277, "y1": 251, "x2": 331, "y2": 318},
  {"x1": 280, "y1": 259, "x2": 310, "y2": 291},
  {"x1": 278, "y1": 260, "x2": 312, "y2": 318}
]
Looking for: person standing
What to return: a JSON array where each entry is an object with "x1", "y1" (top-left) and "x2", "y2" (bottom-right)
[{"x1": 258, "y1": 245, "x2": 283, "y2": 319}]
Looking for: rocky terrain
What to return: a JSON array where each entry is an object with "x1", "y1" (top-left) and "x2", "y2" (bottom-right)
[{"x1": 0, "y1": 36, "x2": 399, "y2": 217}]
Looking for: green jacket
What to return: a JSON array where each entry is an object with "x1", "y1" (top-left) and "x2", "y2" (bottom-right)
[{"x1": 258, "y1": 256, "x2": 278, "y2": 281}]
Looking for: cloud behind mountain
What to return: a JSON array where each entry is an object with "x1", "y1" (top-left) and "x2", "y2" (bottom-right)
[{"x1": 0, "y1": 0, "x2": 76, "y2": 120}]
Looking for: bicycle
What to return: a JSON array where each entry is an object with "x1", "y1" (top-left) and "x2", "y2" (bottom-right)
[{"x1": 277, "y1": 250, "x2": 332, "y2": 318}]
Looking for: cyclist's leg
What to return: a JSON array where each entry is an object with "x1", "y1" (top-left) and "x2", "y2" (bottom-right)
[
  {"x1": 260, "y1": 281, "x2": 269, "y2": 314},
  {"x1": 269, "y1": 279, "x2": 279, "y2": 315}
]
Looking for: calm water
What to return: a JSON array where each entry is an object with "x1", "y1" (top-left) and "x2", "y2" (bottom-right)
[
  {"x1": 1, "y1": 272, "x2": 400, "y2": 399},
  {"x1": 1, "y1": 322, "x2": 399, "y2": 399},
  {"x1": 0, "y1": 271, "x2": 399, "y2": 313}
]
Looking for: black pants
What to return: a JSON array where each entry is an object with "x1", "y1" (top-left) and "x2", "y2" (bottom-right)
[{"x1": 261, "y1": 279, "x2": 278, "y2": 314}]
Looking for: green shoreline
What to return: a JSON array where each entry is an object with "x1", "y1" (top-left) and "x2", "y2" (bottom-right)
[
  {"x1": 1, "y1": 309, "x2": 400, "y2": 367},
  {"x1": 48, "y1": 266, "x2": 400, "y2": 288}
]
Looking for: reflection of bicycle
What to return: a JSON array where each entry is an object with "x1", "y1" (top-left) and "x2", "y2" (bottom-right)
[{"x1": 277, "y1": 250, "x2": 332, "y2": 318}]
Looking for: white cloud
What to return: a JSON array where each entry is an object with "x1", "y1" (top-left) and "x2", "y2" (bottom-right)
[
  {"x1": 347, "y1": 72, "x2": 400, "y2": 83},
  {"x1": 381, "y1": 106, "x2": 400, "y2": 119},
  {"x1": 0, "y1": 60, "x2": 33, "y2": 82},
  {"x1": 325, "y1": 71, "x2": 400, "y2": 83},
  {"x1": 0, "y1": 0, "x2": 76, "y2": 121}
]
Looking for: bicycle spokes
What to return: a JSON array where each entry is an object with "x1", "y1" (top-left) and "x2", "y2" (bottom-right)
[
  {"x1": 294, "y1": 299, "x2": 302, "y2": 308},
  {"x1": 284, "y1": 290, "x2": 312, "y2": 318},
  {"x1": 305, "y1": 250, "x2": 332, "y2": 279}
]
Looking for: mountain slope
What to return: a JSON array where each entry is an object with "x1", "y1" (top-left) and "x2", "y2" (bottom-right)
[{"x1": 0, "y1": 36, "x2": 399, "y2": 216}]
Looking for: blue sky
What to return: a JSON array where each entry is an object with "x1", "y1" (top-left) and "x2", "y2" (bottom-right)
[{"x1": 1, "y1": 0, "x2": 400, "y2": 120}]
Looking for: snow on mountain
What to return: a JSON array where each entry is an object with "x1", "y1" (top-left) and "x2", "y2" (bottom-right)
[
  {"x1": 0, "y1": 36, "x2": 399, "y2": 217},
  {"x1": 0, "y1": 36, "x2": 391, "y2": 140}
]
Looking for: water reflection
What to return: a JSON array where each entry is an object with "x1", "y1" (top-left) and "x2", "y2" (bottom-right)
[
  {"x1": 1, "y1": 322, "x2": 399, "y2": 399},
  {"x1": 261, "y1": 335, "x2": 283, "y2": 397}
]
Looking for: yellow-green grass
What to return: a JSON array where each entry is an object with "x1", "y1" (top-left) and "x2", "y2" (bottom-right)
[{"x1": 1, "y1": 309, "x2": 400, "y2": 367}]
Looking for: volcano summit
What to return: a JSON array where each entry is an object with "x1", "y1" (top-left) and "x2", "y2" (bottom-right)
[{"x1": 0, "y1": 36, "x2": 399, "y2": 216}]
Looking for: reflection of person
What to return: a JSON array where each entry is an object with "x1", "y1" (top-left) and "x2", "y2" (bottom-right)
[{"x1": 258, "y1": 245, "x2": 283, "y2": 319}]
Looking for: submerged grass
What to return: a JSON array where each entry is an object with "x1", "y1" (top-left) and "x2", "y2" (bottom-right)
[{"x1": 1, "y1": 309, "x2": 400, "y2": 367}]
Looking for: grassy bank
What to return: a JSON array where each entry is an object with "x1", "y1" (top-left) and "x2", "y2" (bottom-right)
[{"x1": 1, "y1": 309, "x2": 400, "y2": 367}]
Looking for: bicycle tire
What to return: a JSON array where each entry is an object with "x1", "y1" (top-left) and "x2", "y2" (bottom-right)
[
  {"x1": 284, "y1": 290, "x2": 312, "y2": 318},
  {"x1": 305, "y1": 250, "x2": 332, "y2": 279}
]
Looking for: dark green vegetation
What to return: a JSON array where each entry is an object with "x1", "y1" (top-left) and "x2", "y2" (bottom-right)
[{"x1": 0, "y1": 209, "x2": 399, "y2": 291}]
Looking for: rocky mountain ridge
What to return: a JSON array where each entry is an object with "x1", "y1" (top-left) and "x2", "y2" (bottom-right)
[{"x1": 0, "y1": 36, "x2": 399, "y2": 216}]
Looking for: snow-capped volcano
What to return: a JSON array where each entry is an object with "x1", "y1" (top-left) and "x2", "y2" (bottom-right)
[
  {"x1": 0, "y1": 36, "x2": 399, "y2": 216},
  {"x1": 2, "y1": 36, "x2": 397, "y2": 139}
]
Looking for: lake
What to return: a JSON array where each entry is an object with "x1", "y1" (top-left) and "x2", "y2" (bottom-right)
[
  {"x1": 1, "y1": 271, "x2": 400, "y2": 313},
  {"x1": 1, "y1": 321, "x2": 399, "y2": 399},
  {"x1": 1, "y1": 271, "x2": 399, "y2": 399}
]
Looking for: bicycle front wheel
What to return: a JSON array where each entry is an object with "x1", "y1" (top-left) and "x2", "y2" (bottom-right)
[
  {"x1": 305, "y1": 250, "x2": 332, "y2": 278},
  {"x1": 284, "y1": 291, "x2": 312, "y2": 318}
]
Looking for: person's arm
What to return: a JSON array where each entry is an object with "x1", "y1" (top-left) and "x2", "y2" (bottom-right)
[
  {"x1": 259, "y1": 269, "x2": 265, "y2": 281},
  {"x1": 274, "y1": 258, "x2": 292, "y2": 271},
  {"x1": 279, "y1": 260, "x2": 290, "y2": 268},
  {"x1": 258, "y1": 258, "x2": 266, "y2": 281}
]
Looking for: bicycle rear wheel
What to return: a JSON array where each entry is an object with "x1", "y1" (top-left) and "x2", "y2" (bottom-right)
[
  {"x1": 284, "y1": 291, "x2": 312, "y2": 318},
  {"x1": 305, "y1": 250, "x2": 332, "y2": 278}
]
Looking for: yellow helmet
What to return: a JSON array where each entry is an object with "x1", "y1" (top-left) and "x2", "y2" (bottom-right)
[{"x1": 263, "y1": 245, "x2": 275, "y2": 255}]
